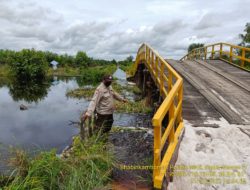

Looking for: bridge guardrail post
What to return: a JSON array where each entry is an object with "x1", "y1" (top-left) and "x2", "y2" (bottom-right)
[
  {"x1": 155, "y1": 57, "x2": 159, "y2": 77},
  {"x1": 177, "y1": 87, "x2": 183, "y2": 125},
  {"x1": 230, "y1": 46, "x2": 233, "y2": 62},
  {"x1": 153, "y1": 124, "x2": 161, "y2": 183},
  {"x1": 211, "y1": 45, "x2": 215, "y2": 59},
  {"x1": 205, "y1": 47, "x2": 207, "y2": 60},
  {"x1": 160, "y1": 61, "x2": 164, "y2": 96},
  {"x1": 169, "y1": 103, "x2": 175, "y2": 143},
  {"x1": 220, "y1": 43, "x2": 223, "y2": 58},
  {"x1": 241, "y1": 49, "x2": 245, "y2": 68},
  {"x1": 168, "y1": 71, "x2": 172, "y2": 93}
]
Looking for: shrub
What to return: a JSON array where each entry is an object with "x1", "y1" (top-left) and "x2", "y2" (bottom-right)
[{"x1": 11, "y1": 49, "x2": 48, "y2": 80}]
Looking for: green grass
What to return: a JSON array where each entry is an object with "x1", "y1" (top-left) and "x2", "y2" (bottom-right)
[
  {"x1": 115, "y1": 99, "x2": 152, "y2": 113},
  {"x1": 0, "y1": 65, "x2": 12, "y2": 77},
  {"x1": 66, "y1": 82, "x2": 149, "y2": 113},
  {"x1": 66, "y1": 81, "x2": 141, "y2": 100},
  {"x1": 66, "y1": 87, "x2": 96, "y2": 100},
  {"x1": 3, "y1": 135, "x2": 115, "y2": 190},
  {"x1": 48, "y1": 67, "x2": 80, "y2": 76}
]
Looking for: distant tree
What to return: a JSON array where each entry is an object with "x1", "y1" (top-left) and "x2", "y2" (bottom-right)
[
  {"x1": 125, "y1": 55, "x2": 133, "y2": 62},
  {"x1": 44, "y1": 51, "x2": 58, "y2": 64},
  {"x1": 239, "y1": 23, "x2": 250, "y2": 47},
  {"x1": 188, "y1": 43, "x2": 204, "y2": 52},
  {"x1": 111, "y1": 59, "x2": 117, "y2": 65},
  {"x1": 75, "y1": 51, "x2": 90, "y2": 67},
  {"x1": 8, "y1": 78, "x2": 51, "y2": 103},
  {"x1": 0, "y1": 50, "x2": 16, "y2": 65},
  {"x1": 238, "y1": 23, "x2": 250, "y2": 69}
]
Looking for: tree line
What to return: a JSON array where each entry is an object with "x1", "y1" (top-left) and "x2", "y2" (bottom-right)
[{"x1": 0, "y1": 48, "x2": 133, "y2": 80}]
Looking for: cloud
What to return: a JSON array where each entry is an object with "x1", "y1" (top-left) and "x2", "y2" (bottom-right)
[
  {"x1": 0, "y1": 0, "x2": 249, "y2": 60},
  {"x1": 49, "y1": 21, "x2": 112, "y2": 54},
  {"x1": 194, "y1": 13, "x2": 221, "y2": 30},
  {"x1": 0, "y1": 1, "x2": 63, "y2": 27}
]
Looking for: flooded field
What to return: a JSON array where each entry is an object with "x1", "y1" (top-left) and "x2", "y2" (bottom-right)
[{"x1": 0, "y1": 68, "x2": 153, "y2": 181}]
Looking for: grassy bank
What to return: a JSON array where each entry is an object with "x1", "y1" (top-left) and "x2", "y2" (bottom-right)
[{"x1": 2, "y1": 134, "x2": 114, "y2": 190}]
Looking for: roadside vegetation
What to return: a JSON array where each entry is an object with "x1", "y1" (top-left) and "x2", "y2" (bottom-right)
[{"x1": 2, "y1": 134, "x2": 115, "y2": 190}]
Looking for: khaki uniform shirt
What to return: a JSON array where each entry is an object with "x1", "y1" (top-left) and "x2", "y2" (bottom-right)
[{"x1": 86, "y1": 82, "x2": 124, "y2": 116}]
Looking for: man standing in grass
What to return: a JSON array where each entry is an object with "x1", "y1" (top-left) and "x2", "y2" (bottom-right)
[{"x1": 82, "y1": 75, "x2": 128, "y2": 134}]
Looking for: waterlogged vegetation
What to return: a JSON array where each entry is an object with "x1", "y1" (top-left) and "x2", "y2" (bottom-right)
[
  {"x1": 66, "y1": 86, "x2": 95, "y2": 100},
  {"x1": 66, "y1": 81, "x2": 141, "y2": 99},
  {"x1": 115, "y1": 99, "x2": 152, "y2": 113},
  {"x1": 66, "y1": 81, "x2": 151, "y2": 113},
  {"x1": 1, "y1": 134, "x2": 115, "y2": 190}
]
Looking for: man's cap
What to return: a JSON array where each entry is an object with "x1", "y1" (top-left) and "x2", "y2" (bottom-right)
[{"x1": 103, "y1": 75, "x2": 113, "y2": 81}]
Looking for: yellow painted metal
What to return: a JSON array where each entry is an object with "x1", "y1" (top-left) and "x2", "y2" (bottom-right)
[
  {"x1": 212, "y1": 45, "x2": 215, "y2": 59},
  {"x1": 181, "y1": 42, "x2": 250, "y2": 70},
  {"x1": 131, "y1": 43, "x2": 184, "y2": 189},
  {"x1": 154, "y1": 121, "x2": 184, "y2": 188},
  {"x1": 241, "y1": 49, "x2": 245, "y2": 67},
  {"x1": 204, "y1": 46, "x2": 207, "y2": 60},
  {"x1": 220, "y1": 43, "x2": 222, "y2": 58},
  {"x1": 230, "y1": 46, "x2": 233, "y2": 62}
]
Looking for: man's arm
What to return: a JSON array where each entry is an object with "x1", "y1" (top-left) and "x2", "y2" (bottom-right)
[
  {"x1": 111, "y1": 89, "x2": 128, "y2": 102},
  {"x1": 85, "y1": 89, "x2": 102, "y2": 116}
]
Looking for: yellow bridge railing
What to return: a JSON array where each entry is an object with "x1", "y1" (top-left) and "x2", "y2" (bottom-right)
[
  {"x1": 133, "y1": 44, "x2": 184, "y2": 189},
  {"x1": 181, "y1": 42, "x2": 250, "y2": 70}
]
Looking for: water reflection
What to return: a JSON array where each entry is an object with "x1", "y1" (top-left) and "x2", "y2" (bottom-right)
[
  {"x1": 8, "y1": 79, "x2": 51, "y2": 103},
  {"x1": 113, "y1": 67, "x2": 127, "y2": 86},
  {"x1": 0, "y1": 77, "x2": 87, "y2": 153}
]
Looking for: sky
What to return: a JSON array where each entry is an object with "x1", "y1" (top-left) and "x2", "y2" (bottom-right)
[{"x1": 0, "y1": 0, "x2": 249, "y2": 60}]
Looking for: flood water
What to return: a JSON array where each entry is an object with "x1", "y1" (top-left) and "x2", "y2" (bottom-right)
[
  {"x1": 0, "y1": 68, "x2": 151, "y2": 154},
  {"x1": 0, "y1": 68, "x2": 153, "y2": 174},
  {"x1": 0, "y1": 76, "x2": 86, "y2": 153}
]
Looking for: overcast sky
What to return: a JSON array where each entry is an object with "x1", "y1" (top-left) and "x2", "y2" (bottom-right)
[{"x1": 0, "y1": 0, "x2": 249, "y2": 60}]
